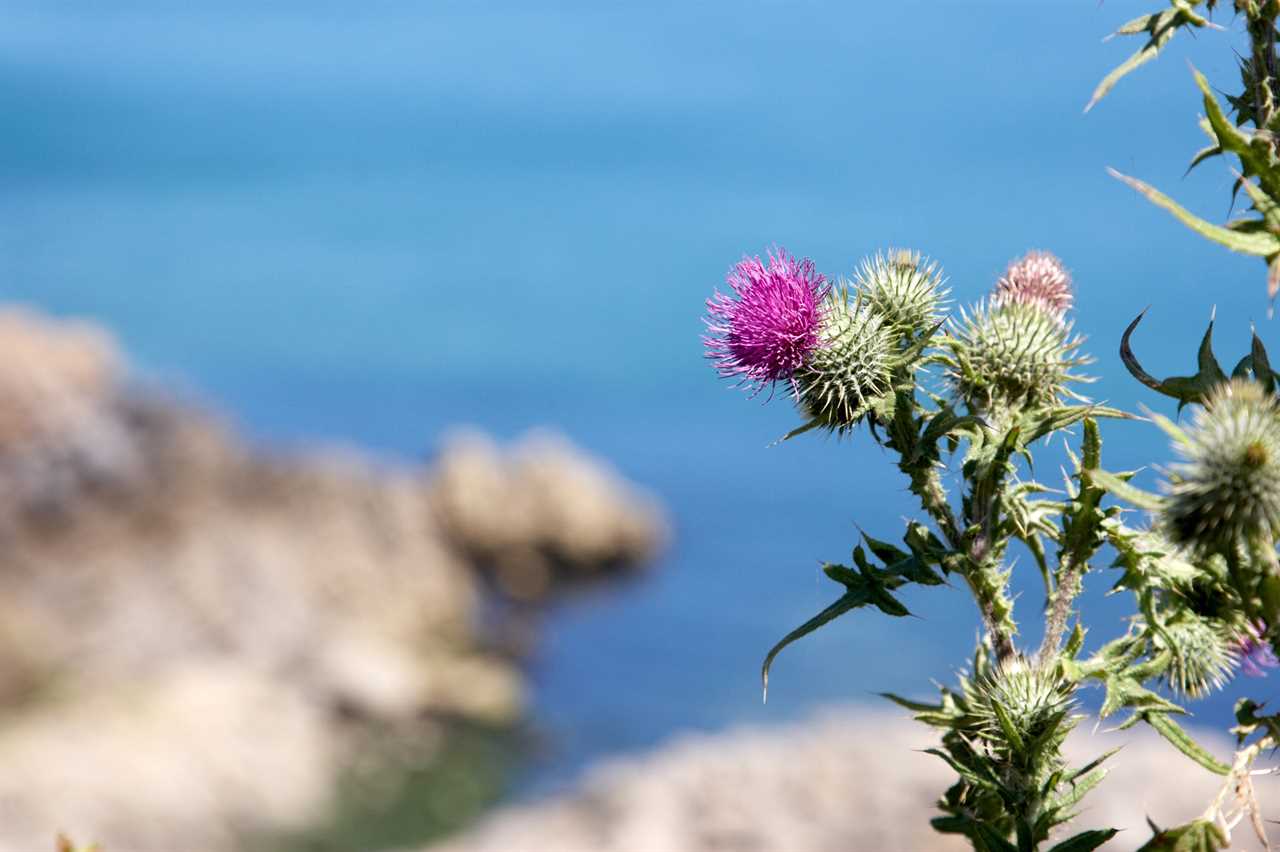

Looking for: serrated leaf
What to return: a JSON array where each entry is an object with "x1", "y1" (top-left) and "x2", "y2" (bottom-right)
[
  {"x1": 878, "y1": 691, "x2": 943, "y2": 714},
  {"x1": 1195, "y1": 67, "x2": 1280, "y2": 200},
  {"x1": 1088, "y1": 9, "x2": 1183, "y2": 112},
  {"x1": 1253, "y1": 330, "x2": 1275, "y2": 391},
  {"x1": 1046, "y1": 829, "x2": 1120, "y2": 852},
  {"x1": 1089, "y1": 469, "x2": 1165, "y2": 511},
  {"x1": 1143, "y1": 712, "x2": 1230, "y2": 775},
  {"x1": 1109, "y1": 168, "x2": 1280, "y2": 256},
  {"x1": 861, "y1": 530, "x2": 908, "y2": 566},
  {"x1": 1050, "y1": 767, "x2": 1109, "y2": 814},
  {"x1": 1120, "y1": 310, "x2": 1232, "y2": 407},
  {"x1": 761, "y1": 586, "x2": 871, "y2": 700},
  {"x1": 974, "y1": 822, "x2": 1020, "y2": 852},
  {"x1": 1135, "y1": 818, "x2": 1228, "y2": 851}
]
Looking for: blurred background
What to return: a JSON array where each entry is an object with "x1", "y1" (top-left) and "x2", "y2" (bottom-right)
[{"x1": 2, "y1": 1, "x2": 1278, "y2": 850}]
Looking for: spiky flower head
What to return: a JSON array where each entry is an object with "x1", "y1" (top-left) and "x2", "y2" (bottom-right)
[
  {"x1": 963, "y1": 658, "x2": 1075, "y2": 756},
  {"x1": 855, "y1": 248, "x2": 949, "y2": 337},
  {"x1": 1152, "y1": 615, "x2": 1236, "y2": 697},
  {"x1": 1233, "y1": 621, "x2": 1280, "y2": 677},
  {"x1": 703, "y1": 249, "x2": 829, "y2": 393},
  {"x1": 946, "y1": 301, "x2": 1088, "y2": 412},
  {"x1": 992, "y1": 251, "x2": 1074, "y2": 324},
  {"x1": 1160, "y1": 379, "x2": 1280, "y2": 553},
  {"x1": 795, "y1": 287, "x2": 895, "y2": 433}
]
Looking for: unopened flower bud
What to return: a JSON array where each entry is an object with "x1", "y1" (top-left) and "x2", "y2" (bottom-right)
[
  {"x1": 1154, "y1": 616, "x2": 1234, "y2": 697},
  {"x1": 795, "y1": 288, "x2": 895, "y2": 433},
  {"x1": 1161, "y1": 379, "x2": 1280, "y2": 553},
  {"x1": 946, "y1": 301, "x2": 1086, "y2": 411},
  {"x1": 855, "y1": 249, "x2": 949, "y2": 338},
  {"x1": 992, "y1": 251, "x2": 1073, "y2": 324}
]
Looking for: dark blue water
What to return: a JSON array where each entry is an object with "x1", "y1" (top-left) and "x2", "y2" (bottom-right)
[{"x1": 1, "y1": 0, "x2": 1274, "y2": 797}]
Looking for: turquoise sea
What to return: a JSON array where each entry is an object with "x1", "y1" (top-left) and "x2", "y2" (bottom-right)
[{"x1": 2, "y1": 0, "x2": 1276, "y2": 799}]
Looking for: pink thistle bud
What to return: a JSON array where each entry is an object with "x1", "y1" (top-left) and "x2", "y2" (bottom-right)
[
  {"x1": 992, "y1": 251, "x2": 1074, "y2": 323},
  {"x1": 703, "y1": 249, "x2": 829, "y2": 394}
]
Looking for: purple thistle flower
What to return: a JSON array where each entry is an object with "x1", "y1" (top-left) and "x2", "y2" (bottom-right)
[
  {"x1": 1234, "y1": 622, "x2": 1280, "y2": 678},
  {"x1": 992, "y1": 251, "x2": 1074, "y2": 323},
  {"x1": 703, "y1": 249, "x2": 829, "y2": 393}
]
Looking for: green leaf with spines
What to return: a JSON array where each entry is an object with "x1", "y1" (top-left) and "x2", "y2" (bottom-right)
[
  {"x1": 1088, "y1": 468, "x2": 1165, "y2": 511},
  {"x1": 1194, "y1": 66, "x2": 1280, "y2": 199},
  {"x1": 1046, "y1": 829, "x2": 1120, "y2": 852},
  {"x1": 1135, "y1": 818, "x2": 1228, "y2": 851},
  {"x1": 1143, "y1": 711, "x2": 1231, "y2": 775},
  {"x1": 1109, "y1": 168, "x2": 1280, "y2": 257},
  {"x1": 761, "y1": 586, "x2": 873, "y2": 700},
  {"x1": 1088, "y1": 4, "x2": 1213, "y2": 112},
  {"x1": 1120, "y1": 311, "x2": 1236, "y2": 408}
]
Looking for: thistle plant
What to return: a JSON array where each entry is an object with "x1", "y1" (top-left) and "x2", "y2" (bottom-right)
[{"x1": 699, "y1": 7, "x2": 1280, "y2": 843}]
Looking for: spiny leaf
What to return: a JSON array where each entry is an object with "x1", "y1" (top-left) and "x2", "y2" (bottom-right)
[
  {"x1": 1195, "y1": 67, "x2": 1280, "y2": 199},
  {"x1": 1088, "y1": 6, "x2": 1210, "y2": 112},
  {"x1": 1253, "y1": 328, "x2": 1276, "y2": 391},
  {"x1": 1120, "y1": 310, "x2": 1231, "y2": 407},
  {"x1": 878, "y1": 692, "x2": 944, "y2": 714},
  {"x1": 1088, "y1": 469, "x2": 1165, "y2": 511},
  {"x1": 1143, "y1": 712, "x2": 1231, "y2": 775},
  {"x1": 1046, "y1": 829, "x2": 1120, "y2": 852},
  {"x1": 761, "y1": 587, "x2": 871, "y2": 701},
  {"x1": 1109, "y1": 168, "x2": 1280, "y2": 257},
  {"x1": 973, "y1": 821, "x2": 1020, "y2": 852},
  {"x1": 1135, "y1": 818, "x2": 1228, "y2": 851}
]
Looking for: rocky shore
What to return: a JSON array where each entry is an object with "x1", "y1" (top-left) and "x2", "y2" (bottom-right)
[
  {"x1": 424, "y1": 707, "x2": 1267, "y2": 852},
  {"x1": 0, "y1": 307, "x2": 666, "y2": 852}
]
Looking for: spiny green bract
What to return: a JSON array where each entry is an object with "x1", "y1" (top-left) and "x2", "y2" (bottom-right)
[
  {"x1": 1153, "y1": 614, "x2": 1237, "y2": 698},
  {"x1": 945, "y1": 301, "x2": 1088, "y2": 412},
  {"x1": 855, "y1": 248, "x2": 948, "y2": 339},
  {"x1": 1160, "y1": 379, "x2": 1280, "y2": 553},
  {"x1": 963, "y1": 659, "x2": 1076, "y2": 758},
  {"x1": 796, "y1": 289, "x2": 895, "y2": 433}
]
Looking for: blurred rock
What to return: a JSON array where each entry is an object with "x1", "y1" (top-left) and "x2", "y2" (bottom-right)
[
  {"x1": 423, "y1": 707, "x2": 1271, "y2": 852},
  {"x1": 0, "y1": 663, "x2": 336, "y2": 852},
  {"x1": 429, "y1": 430, "x2": 667, "y2": 602},
  {"x1": 0, "y1": 307, "x2": 664, "y2": 852}
]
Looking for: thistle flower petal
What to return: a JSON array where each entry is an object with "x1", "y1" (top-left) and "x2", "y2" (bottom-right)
[
  {"x1": 1233, "y1": 621, "x2": 1280, "y2": 678},
  {"x1": 703, "y1": 249, "x2": 829, "y2": 393},
  {"x1": 992, "y1": 250, "x2": 1074, "y2": 323}
]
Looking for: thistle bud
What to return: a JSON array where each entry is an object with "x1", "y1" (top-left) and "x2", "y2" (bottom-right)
[
  {"x1": 1160, "y1": 379, "x2": 1280, "y2": 553},
  {"x1": 992, "y1": 251, "x2": 1073, "y2": 324},
  {"x1": 1153, "y1": 616, "x2": 1235, "y2": 697},
  {"x1": 946, "y1": 301, "x2": 1087, "y2": 412},
  {"x1": 855, "y1": 249, "x2": 949, "y2": 338},
  {"x1": 965, "y1": 659, "x2": 1074, "y2": 755},
  {"x1": 795, "y1": 288, "x2": 895, "y2": 433}
]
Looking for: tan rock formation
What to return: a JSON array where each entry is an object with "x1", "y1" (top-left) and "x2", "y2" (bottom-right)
[
  {"x1": 424, "y1": 708, "x2": 1271, "y2": 852},
  {"x1": 0, "y1": 307, "x2": 665, "y2": 852}
]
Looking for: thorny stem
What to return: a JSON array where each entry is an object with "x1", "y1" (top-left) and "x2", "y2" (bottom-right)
[
  {"x1": 1038, "y1": 553, "x2": 1084, "y2": 663},
  {"x1": 1228, "y1": 545, "x2": 1261, "y2": 623},
  {"x1": 1247, "y1": 3, "x2": 1280, "y2": 137},
  {"x1": 908, "y1": 462, "x2": 1017, "y2": 663}
]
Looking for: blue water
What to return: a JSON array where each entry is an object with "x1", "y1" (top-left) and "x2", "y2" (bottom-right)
[{"x1": 1, "y1": 0, "x2": 1275, "y2": 798}]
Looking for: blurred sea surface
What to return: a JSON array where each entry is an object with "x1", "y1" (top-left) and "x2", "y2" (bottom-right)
[{"x1": 1, "y1": 0, "x2": 1273, "y2": 798}]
